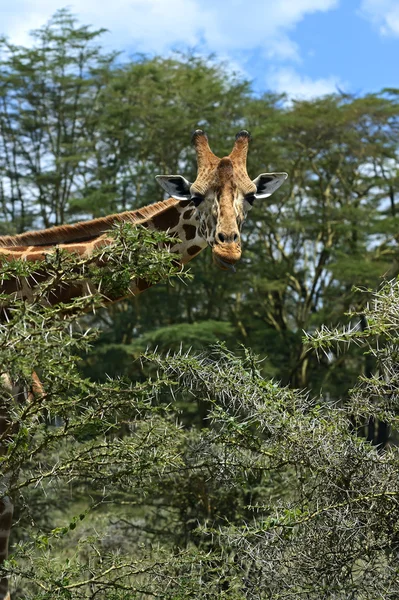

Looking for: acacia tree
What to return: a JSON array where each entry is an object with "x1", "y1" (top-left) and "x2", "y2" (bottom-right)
[
  {"x1": 3, "y1": 228, "x2": 399, "y2": 599},
  {"x1": 0, "y1": 9, "x2": 115, "y2": 231},
  {"x1": 145, "y1": 280, "x2": 399, "y2": 599},
  {"x1": 4, "y1": 280, "x2": 399, "y2": 598}
]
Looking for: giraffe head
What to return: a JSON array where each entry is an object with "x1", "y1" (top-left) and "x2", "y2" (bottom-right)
[{"x1": 156, "y1": 130, "x2": 287, "y2": 270}]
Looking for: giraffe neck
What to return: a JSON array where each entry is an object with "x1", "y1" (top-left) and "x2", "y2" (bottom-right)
[{"x1": 0, "y1": 198, "x2": 207, "y2": 305}]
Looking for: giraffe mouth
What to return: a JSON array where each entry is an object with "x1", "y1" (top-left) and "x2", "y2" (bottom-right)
[{"x1": 213, "y1": 254, "x2": 237, "y2": 273}]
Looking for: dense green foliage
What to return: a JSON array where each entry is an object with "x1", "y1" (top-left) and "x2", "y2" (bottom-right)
[
  {"x1": 1, "y1": 9, "x2": 399, "y2": 599},
  {"x1": 2, "y1": 250, "x2": 399, "y2": 598}
]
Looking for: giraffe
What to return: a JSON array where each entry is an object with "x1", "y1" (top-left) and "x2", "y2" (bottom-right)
[{"x1": 0, "y1": 129, "x2": 287, "y2": 599}]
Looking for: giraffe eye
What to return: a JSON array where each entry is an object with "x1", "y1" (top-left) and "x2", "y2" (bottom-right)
[
  {"x1": 244, "y1": 193, "x2": 256, "y2": 206},
  {"x1": 191, "y1": 194, "x2": 204, "y2": 207}
]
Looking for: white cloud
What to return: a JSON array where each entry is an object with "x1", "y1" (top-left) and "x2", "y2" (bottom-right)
[
  {"x1": 267, "y1": 67, "x2": 343, "y2": 100},
  {"x1": 1, "y1": 0, "x2": 344, "y2": 100},
  {"x1": 2, "y1": 0, "x2": 339, "y2": 60},
  {"x1": 360, "y1": 0, "x2": 399, "y2": 36}
]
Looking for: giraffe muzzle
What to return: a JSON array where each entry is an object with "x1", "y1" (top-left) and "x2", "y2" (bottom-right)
[
  {"x1": 212, "y1": 241, "x2": 241, "y2": 271},
  {"x1": 213, "y1": 254, "x2": 237, "y2": 272}
]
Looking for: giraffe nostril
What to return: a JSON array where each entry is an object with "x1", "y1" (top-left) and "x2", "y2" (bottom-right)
[
  {"x1": 217, "y1": 232, "x2": 226, "y2": 243},
  {"x1": 233, "y1": 233, "x2": 239, "y2": 243}
]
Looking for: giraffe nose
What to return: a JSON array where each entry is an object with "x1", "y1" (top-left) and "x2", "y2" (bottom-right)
[{"x1": 216, "y1": 231, "x2": 239, "y2": 244}]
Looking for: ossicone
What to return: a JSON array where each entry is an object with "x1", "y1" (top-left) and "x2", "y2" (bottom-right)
[
  {"x1": 235, "y1": 130, "x2": 252, "y2": 142},
  {"x1": 191, "y1": 129, "x2": 207, "y2": 144}
]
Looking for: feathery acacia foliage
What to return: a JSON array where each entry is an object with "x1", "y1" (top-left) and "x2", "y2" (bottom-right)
[
  {"x1": 3, "y1": 268, "x2": 399, "y2": 597},
  {"x1": 148, "y1": 339, "x2": 399, "y2": 599},
  {"x1": 2, "y1": 253, "x2": 399, "y2": 592}
]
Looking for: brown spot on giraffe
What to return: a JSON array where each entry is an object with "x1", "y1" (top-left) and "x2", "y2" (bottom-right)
[
  {"x1": 187, "y1": 245, "x2": 202, "y2": 256},
  {"x1": 178, "y1": 200, "x2": 192, "y2": 208},
  {"x1": 183, "y1": 224, "x2": 197, "y2": 241},
  {"x1": 25, "y1": 252, "x2": 48, "y2": 261},
  {"x1": 152, "y1": 206, "x2": 180, "y2": 230}
]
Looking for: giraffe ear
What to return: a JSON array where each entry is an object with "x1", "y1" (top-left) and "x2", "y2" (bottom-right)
[
  {"x1": 252, "y1": 172, "x2": 288, "y2": 199},
  {"x1": 155, "y1": 175, "x2": 192, "y2": 200}
]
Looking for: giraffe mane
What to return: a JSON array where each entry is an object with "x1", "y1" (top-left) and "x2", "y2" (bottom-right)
[{"x1": 0, "y1": 198, "x2": 179, "y2": 247}]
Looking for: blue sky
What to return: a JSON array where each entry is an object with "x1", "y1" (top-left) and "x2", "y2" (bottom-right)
[{"x1": 1, "y1": 0, "x2": 399, "y2": 98}]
